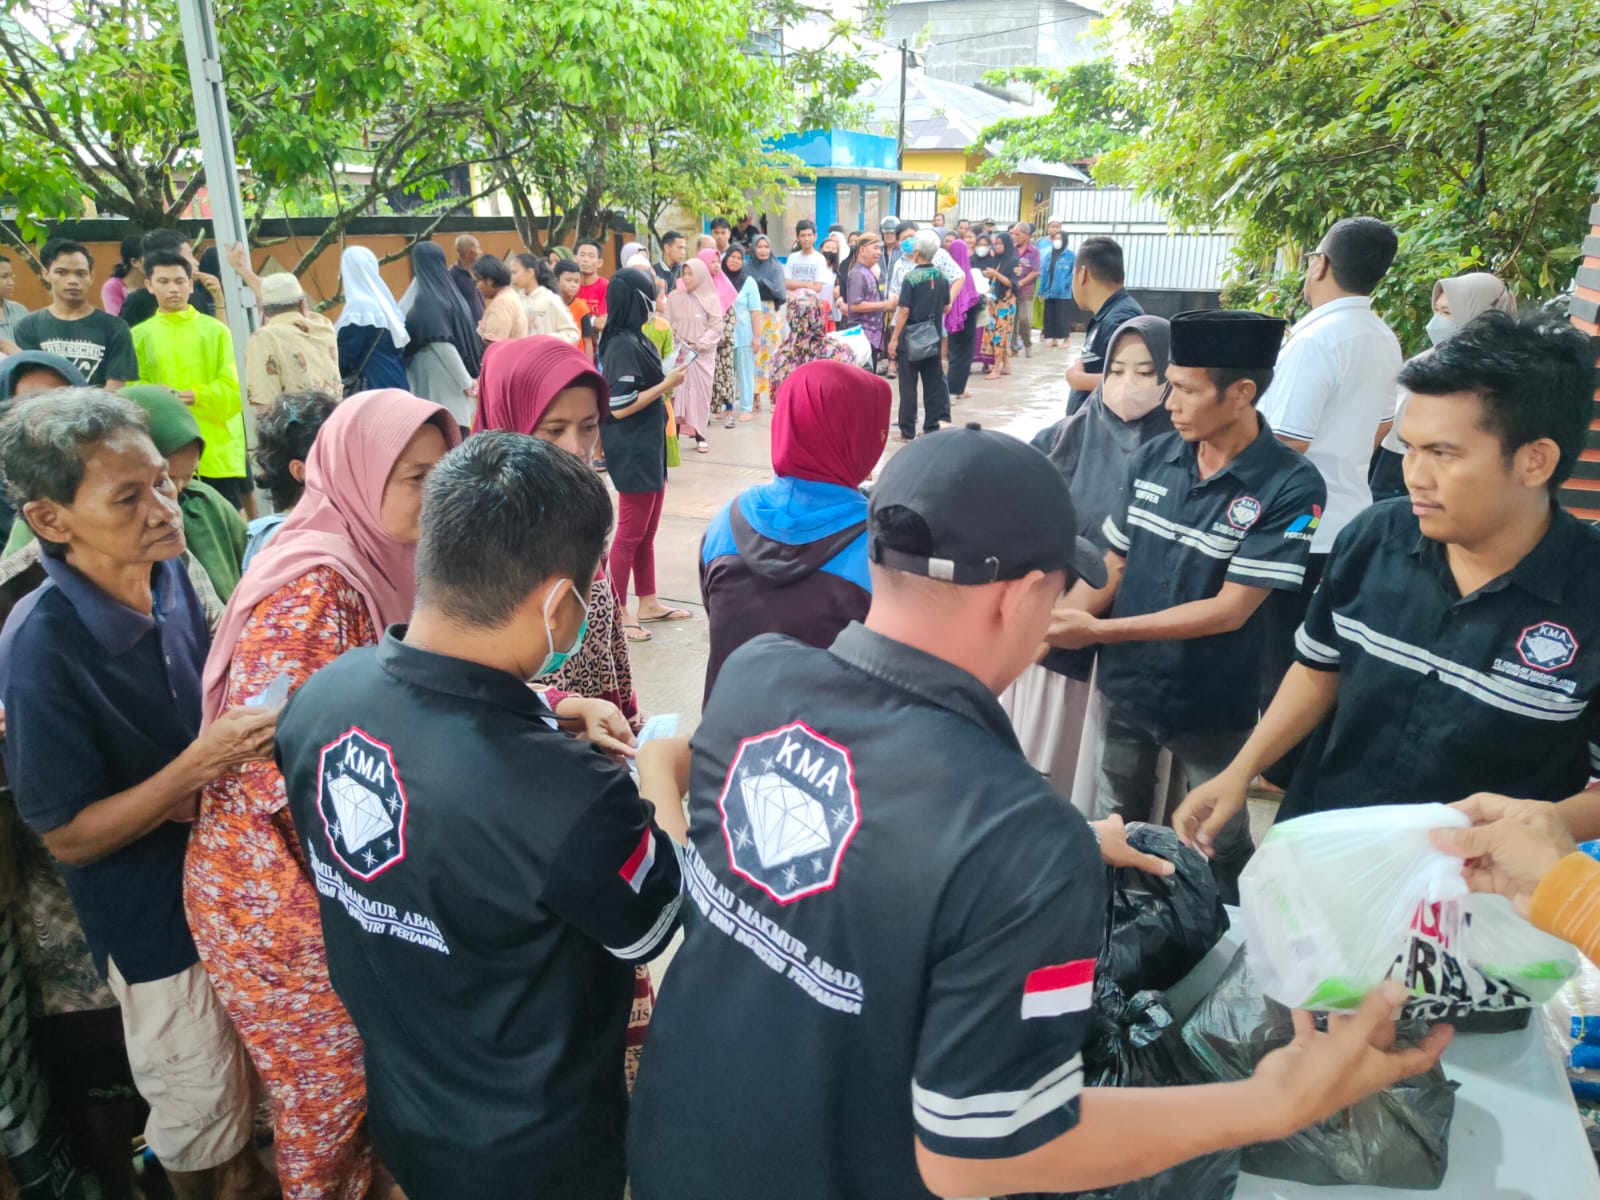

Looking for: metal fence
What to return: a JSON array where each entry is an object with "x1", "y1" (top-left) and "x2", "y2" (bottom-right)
[
  {"x1": 1049, "y1": 187, "x2": 1173, "y2": 229},
  {"x1": 898, "y1": 187, "x2": 938, "y2": 222},
  {"x1": 1064, "y1": 231, "x2": 1241, "y2": 292},
  {"x1": 956, "y1": 186, "x2": 1022, "y2": 224}
]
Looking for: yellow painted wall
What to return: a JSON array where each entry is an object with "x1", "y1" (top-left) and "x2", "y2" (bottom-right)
[{"x1": 904, "y1": 148, "x2": 973, "y2": 189}]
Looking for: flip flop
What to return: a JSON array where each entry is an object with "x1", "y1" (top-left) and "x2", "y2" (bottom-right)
[
  {"x1": 638, "y1": 608, "x2": 693, "y2": 624},
  {"x1": 623, "y1": 623, "x2": 653, "y2": 643}
]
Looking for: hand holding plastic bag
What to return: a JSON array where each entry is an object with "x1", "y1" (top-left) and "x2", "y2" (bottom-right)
[{"x1": 1241, "y1": 803, "x2": 1578, "y2": 1013}]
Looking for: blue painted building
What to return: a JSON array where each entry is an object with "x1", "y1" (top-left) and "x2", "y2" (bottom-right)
[{"x1": 761, "y1": 130, "x2": 940, "y2": 251}]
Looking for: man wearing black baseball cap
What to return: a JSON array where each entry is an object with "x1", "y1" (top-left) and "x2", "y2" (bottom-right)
[
  {"x1": 631, "y1": 425, "x2": 1435, "y2": 1200},
  {"x1": 1045, "y1": 310, "x2": 1327, "y2": 899}
]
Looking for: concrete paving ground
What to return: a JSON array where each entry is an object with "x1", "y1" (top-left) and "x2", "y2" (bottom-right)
[{"x1": 618, "y1": 329, "x2": 1280, "y2": 859}]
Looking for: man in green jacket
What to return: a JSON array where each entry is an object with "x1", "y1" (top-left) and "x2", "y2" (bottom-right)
[{"x1": 131, "y1": 249, "x2": 249, "y2": 512}]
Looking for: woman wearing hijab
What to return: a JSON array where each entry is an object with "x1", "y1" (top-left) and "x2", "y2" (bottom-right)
[
  {"x1": 746, "y1": 234, "x2": 787, "y2": 409},
  {"x1": 1003, "y1": 316, "x2": 1174, "y2": 812},
  {"x1": 699, "y1": 360, "x2": 890, "y2": 700},
  {"x1": 184, "y1": 391, "x2": 460, "y2": 1200},
  {"x1": 334, "y1": 245, "x2": 410, "y2": 394},
  {"x1": 1039, "y1": 230, "x2": 1077, "y2": 347},
  {"x1": 971, "y1": 234, "x2": 996, "y2": 373},
  {"x1": 722, "y1": 244, "x2": 762, "y2": 428},
  {"x1": 697, "y1": 247, "x2": 739, "y2": 421},
  {"x1": 981, "y1": 232, "x2": 1021, "y2": 380},
  {"x1": 602, "y1": 274, "x2": 692, "y2": 640},
  {"x1": 1370, "y1": 271, "x2": 1517, "y2": 500},
  {"x1": 403, "y1": 241, "x2": 483, "y2": 428},
  {"x1": 943, "y1": 237, "x2": 982, "y2": 400},
  {"x1": 663, "y1": 258, "x2": 722, "y2": 451},
  {"x1": 769, "y1": 289, "x2": 855, "y2": 393}
]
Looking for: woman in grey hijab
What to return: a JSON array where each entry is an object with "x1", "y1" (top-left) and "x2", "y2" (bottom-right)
[{"x1": 1002, "y1": 314, "x2": 1174, "y2": 811}]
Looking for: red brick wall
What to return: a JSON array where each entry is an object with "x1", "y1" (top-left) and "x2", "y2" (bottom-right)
[{"x1": 1562, "y1": 175, "x2": 1600, "y2": 521}]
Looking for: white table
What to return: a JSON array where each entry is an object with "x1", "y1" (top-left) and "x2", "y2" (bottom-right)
[{"x1": 1166, "y1": 922, "x2": 1599, "y2": 1200}]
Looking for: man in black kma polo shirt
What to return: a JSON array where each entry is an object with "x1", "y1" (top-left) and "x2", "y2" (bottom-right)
[
  {"x1": 275, "y1": 433, "x2": 687, "y2": 1200},
  {"x1": 630, "y1": 426, "x2": 1439, "y2": 1200},
  {"x1": 1047, "y1": 310, "x2": 1326, "y2": 899},
  {"x1": 1176, "y1": 311, "x2": 1600, "y2": 850}
]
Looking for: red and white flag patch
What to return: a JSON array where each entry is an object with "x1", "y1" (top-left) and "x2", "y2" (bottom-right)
[
  {"x1": 1021, "y1": 959, "x2": 1095, "y2": 1019},
  {"x1": 619, "y1": 829, "x2": 656, "y2": 894}
]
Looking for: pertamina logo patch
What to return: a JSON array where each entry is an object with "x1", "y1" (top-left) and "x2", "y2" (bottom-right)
[
  {"x1": 1517, "y1": 622, "x2": 1578, "y2": 673},
  {"x1": 1227, "y1": 496, "x2": 1263, "y2": 530},
  {"x1": 717, "y1": 721, "x2": 861, "y2": 904},
  {"x1": 1287, "y1": 504, "x2": 1322, "y2": 535},
  {"x1": 316, "y1": 728, "x2": 409, "y2": 880}
]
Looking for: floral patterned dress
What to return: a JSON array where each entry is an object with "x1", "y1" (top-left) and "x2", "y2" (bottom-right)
[
  {"x1": 752, "y1": 302, "x2": 781, "y2": 408},
  {"x1": 711, "y1": 307, "x2": 738, "y2": 414},
  {"x1": 185, "y1": 566, "x2": 376, "y2": 1200}
]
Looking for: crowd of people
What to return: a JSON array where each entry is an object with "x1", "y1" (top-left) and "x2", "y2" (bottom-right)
[{"x1": 0, "y1": 205, "x2": 1598, "y2": 1200}]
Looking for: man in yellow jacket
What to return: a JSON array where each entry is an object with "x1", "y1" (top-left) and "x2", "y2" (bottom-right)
[{"x1": 132, "y1": 248, "x2": 250, "y2": 512}]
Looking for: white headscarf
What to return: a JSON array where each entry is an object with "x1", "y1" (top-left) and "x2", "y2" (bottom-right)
[{"x1": 334, "y1": 245, "x2": 410, "y2": 349}]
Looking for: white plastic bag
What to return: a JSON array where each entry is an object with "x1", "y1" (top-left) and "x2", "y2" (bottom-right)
[
  {"x1": 830, "y1": 326, "x2": 873, "y2": 369},
  {"x1": 1240, "y1": 804, "x2": 1578, "y2": 1013}
]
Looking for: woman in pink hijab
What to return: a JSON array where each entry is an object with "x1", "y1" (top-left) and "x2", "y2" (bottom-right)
[
  {"x1": 697, "y1": 246, "x2": 740, "y2": 423},
  {"x1": 664, "y1": 257, "x2": 723, "y2": 450},
  {"x1": 184, "y1": 389, "x2": 460, "y2": 1200}
]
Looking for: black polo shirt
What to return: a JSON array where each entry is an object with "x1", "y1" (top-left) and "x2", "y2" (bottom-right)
[
  {"x1": 1066, "y1": 287, "x2": 1144, "y2": 415},
  {"x1": 1281, "y1": 500, "x2": 1600, "y2": 819},
  {"x1": 1096, "y1": 421, "x2": 1327, "y2": 735},
  {"x1": 275, "y1": 628, "x2": 682, "y2": 1200},
  {"x1": 630, "y1": 624, "x2": 1105, "y2": 1200},
  {"x1": 0, "y1": 554, "x2": 204, "y2": 983}
]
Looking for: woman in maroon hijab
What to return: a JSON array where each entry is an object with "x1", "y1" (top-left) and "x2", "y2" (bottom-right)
[{"x1": 698, "y1": 360, "x2": 891, "y2": 701}]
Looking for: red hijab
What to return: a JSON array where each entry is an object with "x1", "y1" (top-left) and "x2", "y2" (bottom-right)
[
  {"x1": 200, "y1": 389, "x2": 461, "y2": 723},
  {"x1": 473, "y1": 335, "x2": 609, "y2": 434},
  {"x1": 771, "y1": 361, "x2": 891, "y2": 489}
]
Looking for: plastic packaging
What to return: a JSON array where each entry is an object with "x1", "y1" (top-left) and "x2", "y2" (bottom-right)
[
  {"x1": 1063, "y1": 978, "x2": 1239, "y2": 1200},
  {"x1": 1240, "y1": 803, "x2": 1577, "y2": 1013},
  {"x1": 1102, "y1": 823, "x2": 1229, "y2": 995},
  {"x1": 1183, "y1": 948, "x2": 1457, "y2": 1190}
]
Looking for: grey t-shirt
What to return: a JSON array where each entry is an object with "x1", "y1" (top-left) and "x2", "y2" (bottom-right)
[
  {"x1": 0, "y1": 299, "x2": 27, "y2": 345},
  {"x1": 13, "y1": 308, "x2": 138, "y2": 387}
]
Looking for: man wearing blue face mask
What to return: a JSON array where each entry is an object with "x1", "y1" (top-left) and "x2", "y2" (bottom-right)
[{"x1": 275, "y1": 432, "x2": 688, "y2": 1200}]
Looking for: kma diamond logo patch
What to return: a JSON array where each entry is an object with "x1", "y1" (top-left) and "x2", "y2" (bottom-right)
[
  {"x1": 316, "y1": 727, "x2": 409, "y2": 880},
  {"x1": 1517, "y1": 622, "x2": 1578, "y2": 673},
  {"x1": 717, "y1": 721, "x2": 860, "y2": 904}
]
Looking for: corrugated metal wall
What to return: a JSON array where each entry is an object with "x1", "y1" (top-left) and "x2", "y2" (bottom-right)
[
  {"x1": 1062, "y1": 232, "x2": 1241, "y2": 292},
  {"x1": 1049, "y1": 188, "x2": 1172, "y2": 228},
  {"x1": 955, "y1": 186, "x2": 1022, "y2": 223},
  {"x1": 899, "y1": 188, "x2": 939, "y2": 222}
]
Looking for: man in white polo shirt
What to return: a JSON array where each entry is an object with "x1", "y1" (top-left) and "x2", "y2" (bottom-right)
[{"x1": 1255, "y1": 217, "x2": 1402, "y2": 778}]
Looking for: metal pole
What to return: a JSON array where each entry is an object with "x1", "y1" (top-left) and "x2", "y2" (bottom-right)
[
  {"x1": 176, "y1": 0, "x2": 258, "y2": 448},
  {"x1": 896, "y1": 39, "x2": 908, "y2": 173}
]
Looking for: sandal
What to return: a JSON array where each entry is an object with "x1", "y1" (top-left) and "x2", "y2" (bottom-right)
[
  {"x1": 738, "y1": 413, "x2": 754, "y2": 423},
  {"x1": 724, "y1": 415, "x2": 737, "y2": 429},
  {"x1": 623, "y1": 623, "x2": 653, "y2": 643},
  {"x1": 696, "y1": 439, "x2": 711, "y2": 454},
  {"x1": 638, "y1": 608, "x2": 693, "y2": 624}
]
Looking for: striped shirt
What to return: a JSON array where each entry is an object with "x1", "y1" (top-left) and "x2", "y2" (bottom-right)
[
  {"x1": 1097, "y1": 420, "x2": 1327, "y2": 733},
  {"x1": 1281, "y1": 499, "x2": 1600, "y2": 818}
]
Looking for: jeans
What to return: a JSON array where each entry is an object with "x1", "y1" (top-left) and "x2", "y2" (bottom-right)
[
  {"x1": 1094, "y1": 702, "x2": 1255, "y2": 903},
  {"x1": 898, "y1": 350, "x2": 951, "y2": 438},
  {"x1": 609, "y1": 488, "x2": 665, "y2": 606},
  {"x1": 946, "y1": 304, "x2": 980, "y2": 396}
]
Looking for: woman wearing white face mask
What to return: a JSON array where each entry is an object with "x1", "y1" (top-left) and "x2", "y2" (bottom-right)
[
  {"x1": 1370, "y1": 272, "x2": 1516, "y2": 500},
  {"x1": 1001, "y1": 316, "x2": 1174, "y2": 812}
]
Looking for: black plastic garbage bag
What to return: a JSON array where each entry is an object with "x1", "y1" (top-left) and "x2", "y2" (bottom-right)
[
  {"x1": 1102, "y1": 823, "x2": 1229, "y2": 995},
  {"x1": 1046, "y1": 978, "x2": 1239, "y2": 1200},
  {"x1": 1182, "y1": 947, "x2": 1458, "y2": 1189}
]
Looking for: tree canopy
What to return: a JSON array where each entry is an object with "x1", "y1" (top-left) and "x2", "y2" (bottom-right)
[
  {"x1": 970, "y1": 58, "x2": 1143, "y2": 183},
  {"x1": 0, "y1": 0, "x2": 877, "y2": 270},
  {"x1": 1097, "y1": 0, "x2": 1600, "y2": 347}
]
